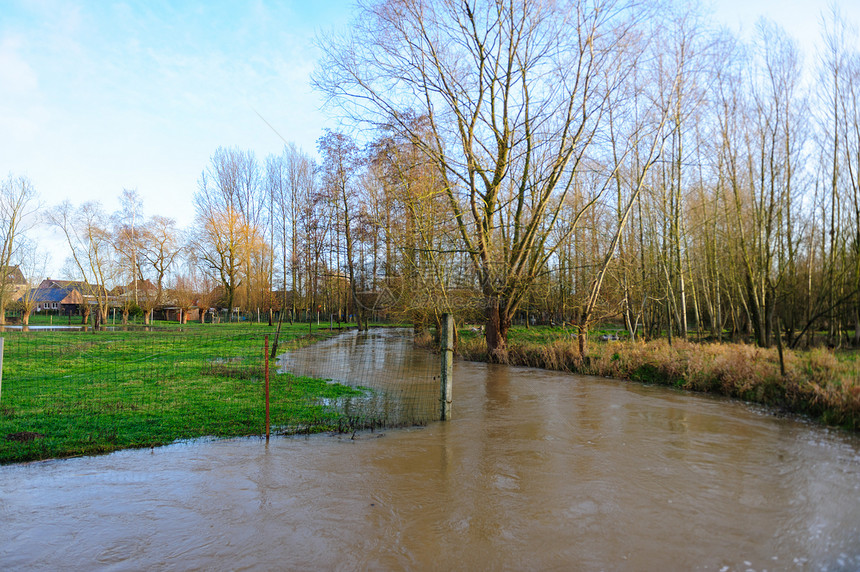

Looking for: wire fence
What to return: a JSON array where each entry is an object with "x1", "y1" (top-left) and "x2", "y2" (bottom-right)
[
  {"x1": 0, "y1": 326, "x2": 440, "y2": 464},
  {"x1": 279, "y1": 328, "x2": 442, "y2": 431}
]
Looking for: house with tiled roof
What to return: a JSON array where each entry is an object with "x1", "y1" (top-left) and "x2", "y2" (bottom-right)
[
  {"x1": 1, "y1": 265, "x2": 25, "y2": 285},
  {"x1": 21, "y1": 279, "x2": 88, "y2": 314},
  {"x1": 1, "y1": 265, "x2": 28, "y2": 299}
]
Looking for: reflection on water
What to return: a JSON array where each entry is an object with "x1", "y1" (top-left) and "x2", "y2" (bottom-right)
[
  {"x1": 0, "y1": 325, "x2": 163, "y2": 332},
  {"x1": 0, "y1": 324, "x2": 85, "y2": 332},
  {"x1": 2, "y1": 332, "x2": 859, "y2": 570},
  {"x1": 278, "y1": 328, "x2": 440, "y2": 426}
]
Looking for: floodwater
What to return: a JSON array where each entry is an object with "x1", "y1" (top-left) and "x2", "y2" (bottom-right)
[
  {"x1": 2, "y1": 331, "x2": 860, "y2": 571},
  {"x1": 0, "y1": 325, "x2": 84, "y2": 331},
  {"x1": 0, "y1": 325, "x2": 161, "y2": 332},
  {"x1": 278, "y1": 328, "x2": 440, "y2": 426}
]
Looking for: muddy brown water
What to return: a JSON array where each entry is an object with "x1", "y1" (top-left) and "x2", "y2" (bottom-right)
[{"x1": 2, "y1": 330, "x2": 859, "y2": 570}]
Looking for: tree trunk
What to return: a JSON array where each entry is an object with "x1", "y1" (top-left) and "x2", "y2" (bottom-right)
[
  {"x1": 745, "y1": 271, "x2": 767, "y2": 347},
  {"x1": 854, "y1": 308, "x2": 860, "y2": 347},
  {"x1": 485, "y1": 297, "x2": 510, "y2": 357},
  {"x1": 578, "y1": 323, "x2": 588, "y2": 357}
]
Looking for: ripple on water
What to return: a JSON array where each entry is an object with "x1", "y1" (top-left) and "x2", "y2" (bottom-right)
[{"x1": 2, "y1": 330, "x2": 860, "y2": 570}]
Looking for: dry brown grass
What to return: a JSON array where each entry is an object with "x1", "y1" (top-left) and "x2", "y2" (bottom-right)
[{"x1": 450, "y1": 335, "x2": 860, "y2": 430}]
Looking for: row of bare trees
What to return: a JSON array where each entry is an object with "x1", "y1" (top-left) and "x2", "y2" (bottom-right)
[
  {"x1": 45, "y1": 191, "x2": 187, "y2": 325},
  {"x1": 310, "y1": 0, "x2": 860, "y2": 353},
  {"x1": 4, "y1": 1, "x2": 860, "y2": 355},
  {"x1": 0, "y1": 179, "x2": 199, "y2": 326}
]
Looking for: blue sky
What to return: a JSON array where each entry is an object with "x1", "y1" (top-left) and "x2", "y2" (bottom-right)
[
  {"x1": 0, "y1": 0, "x2": 858, "y2": 276},
  {"x1": 1, "y1": 0, "x2": 351, "y2": 231}
]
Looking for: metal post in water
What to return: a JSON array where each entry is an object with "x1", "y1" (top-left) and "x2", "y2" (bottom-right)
[
  {"x1": 264, "y1": 335, "x2": 270, "y2": 441},
  {"x1": 440, "y1": 313, "x2": 453, "y2": 421}
]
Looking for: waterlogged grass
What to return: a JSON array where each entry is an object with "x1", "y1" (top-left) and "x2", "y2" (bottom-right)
[
  {"x1": 457, "y1": 323, "x2": 625, "y2": 346},
  {"x1": 0, "y1": 322, "x2": 365, "y2": 464},
  {"x1": 458, "y1": 326, "x2": 860, "y2": 431}
]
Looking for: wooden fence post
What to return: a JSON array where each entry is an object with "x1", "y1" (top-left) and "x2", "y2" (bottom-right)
[
  {"x1": 0, "y1": 337, "x2": 4, "y2": 406},
  {"x1": 776, "y1": 317, "x2": 785, "y2": 377},
  {"x1": 440, "y1": 313, "x2": 453, "y2": 421}
]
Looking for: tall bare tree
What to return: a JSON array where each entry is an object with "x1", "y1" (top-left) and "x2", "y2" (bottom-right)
[
  {"x1": 266, "y1": 144, "x2": 316, "y2": 320},
  {"x1": 15, "y1": 238, "x2": 48, "y2": 326},
  {"x1": 315, "y1": 0, "x2": 649, "y2": 353},
  {"x1": 193, "y1": 148, "x2": 264, "y2": 316},
  {"x1": 0, "y1": 174, "x2": 38, "y2": 324},
  {"x1": 368, "y1": 114, "x2": 462, "y2": 333},
  {"x1": 139, "y1": 215, "x2": 183, "y2": 323},
  {"x1": 318, "y1": 130, "x2": 367, "y2": 329},
  {"x1": 47, "y1": 201, "x2": 116, "y2": 325},
  {"x1": 113, "y1": 189, "x2": 143, "y2": 302}
]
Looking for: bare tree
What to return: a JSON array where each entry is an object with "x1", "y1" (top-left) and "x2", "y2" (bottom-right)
[
  {"x1": 193, "y1": 148, "x2": 264, "y2": 316},
  {"x1": 111, "y1": 189, "x2": 144, "y2": 323},
  {"x1": 15, "y1": 238, "x2": 48, "y2": 326},
  {"x1": 139, "y1": 215, "x2": 183, "y2": 324},
  {"x1": 318, "y1": 130, "x2": 367, "y2": 329},
  {"x1": 266, "y1": 145, "x2": 317, "y2": 322},
  {"x1": 113, "y1": 189, "x2": 143, "y2": 301},
  {"x1": 315, "y1": 0, "x2": 650, "y2": 353},
  {"x1": 0, "y1": 174, "x2": 39, "y2": 324},
  {"x1": 820, "y1": 7, "x2": 860, "y2": 346},
  {"x1": 46, "y1": 201, "x2": 116, "y2": 325}
]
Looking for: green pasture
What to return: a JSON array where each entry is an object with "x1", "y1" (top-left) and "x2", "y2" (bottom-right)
[{"x1": 0, "y1": 322, "x2": 363, "y2": 464}]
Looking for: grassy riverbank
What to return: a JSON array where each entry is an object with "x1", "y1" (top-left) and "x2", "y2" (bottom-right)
[
  {"x1": 0, "y1": 322, "x2": 362, "y2": 464},
  {"x1": 454, "y1": 327, "x2": 860, "y2": 431}
]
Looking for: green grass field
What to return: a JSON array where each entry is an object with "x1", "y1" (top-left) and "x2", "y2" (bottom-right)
[{"x1": 0, "y1": 321, "x2": 364, "y2": 464}]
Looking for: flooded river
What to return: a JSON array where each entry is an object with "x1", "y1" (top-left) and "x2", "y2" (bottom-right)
[{"x1": 2, "y1": 330, "x2": 859, "y2": 570}]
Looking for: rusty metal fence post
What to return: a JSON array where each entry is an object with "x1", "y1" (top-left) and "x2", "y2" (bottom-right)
[{"x1": 0, "y1": 337, "x2": 4, "y2": 407}]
